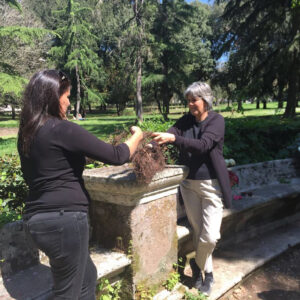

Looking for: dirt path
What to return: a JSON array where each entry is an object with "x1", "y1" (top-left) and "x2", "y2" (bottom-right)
[
  {"x1": 219, "y1": 244, "x2": 300, "y2": 300},
  {"x1": 0, "y1": 127, "x2": 18, "y2": 137}
]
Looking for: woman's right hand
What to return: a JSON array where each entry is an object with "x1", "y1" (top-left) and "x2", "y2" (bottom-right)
[
  {"x1": 130, "y1": 126, "x2": 143, "y2": 139},
  {"x1": 125, "y1": 126, "x2": 143, "y2": 157}
]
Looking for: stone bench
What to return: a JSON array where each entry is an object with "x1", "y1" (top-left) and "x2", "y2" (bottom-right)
[{"x1": 178, "y1": 158, "x2": 300, "y2": 256}]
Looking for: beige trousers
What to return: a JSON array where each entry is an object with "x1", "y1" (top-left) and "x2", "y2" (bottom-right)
[{"x1": 180, "y1": 179, "x2": 223, "y2": 273}]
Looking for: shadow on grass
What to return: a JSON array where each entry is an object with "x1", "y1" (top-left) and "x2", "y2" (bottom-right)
[{"x1": 0, "y1": 137, "x2": 17, "y2": 146}]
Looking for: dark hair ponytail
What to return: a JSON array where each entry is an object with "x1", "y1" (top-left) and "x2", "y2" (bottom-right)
[{"x1": 18, "y1": 70, "x2": 71, "y2": 156}]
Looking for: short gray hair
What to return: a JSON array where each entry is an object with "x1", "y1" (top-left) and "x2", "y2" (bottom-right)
[{"x1": 184, "y1": 81, "x2": 213, "y2": 110}]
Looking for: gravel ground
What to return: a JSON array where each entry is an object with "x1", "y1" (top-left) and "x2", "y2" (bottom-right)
[{"x1": 0, "y1": 128, "x2": 18, "y2": 137}]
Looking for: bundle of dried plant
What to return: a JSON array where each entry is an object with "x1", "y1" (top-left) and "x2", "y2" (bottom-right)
[
  {"x1": 110, "y1": 130, "x2": 166, "y2": 183},
  {"x1": 131, "y1": 132, "x2": 166, "y2": 184}
]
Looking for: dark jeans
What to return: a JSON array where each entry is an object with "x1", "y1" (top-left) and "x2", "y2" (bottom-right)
[{"x1": 24, "y1": 211, "x2": 97, "y2": 300}]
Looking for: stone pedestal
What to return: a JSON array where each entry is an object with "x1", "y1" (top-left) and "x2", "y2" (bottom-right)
[{"x1": 83, "y1": 165, "x2": 188, "y2": 288}]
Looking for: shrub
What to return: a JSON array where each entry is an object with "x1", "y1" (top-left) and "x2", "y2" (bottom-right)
[
  {"x1": 0, "y1": 154, "x2": 27, "y2": 227},
  {"x1": 224, "y1": 116, "x2": 300, "y2": 164},
  {"x1": 140, "y1": 117, "x2": 179, "y2": 164}
]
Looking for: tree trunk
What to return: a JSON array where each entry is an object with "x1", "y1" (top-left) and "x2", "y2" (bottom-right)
[
  {"x1": 283, "y1": 53, "x2": 299, "y2": 118},
  {"x1": 75, "y1": 65, "x2": 81, "y2": 118},
  {"x1": 116, "y1": 104, "x2": 120, "y2": 116},
  {"x1": 284, "y1": 8, "x2": 300, "y2": 117},
  {"x1": 80, "y1": 106, "x2": 86, "y2": 118},
  {"x1": 262, "y1": 100, "x2": 267, "y2": 109},
  {"x1": 227, "y1": 99, "x2": 231, "y2": 107},
  {"x1": 237, "y1": 99, "x2": 243, "y2": 111},
  {"x1": 256, "y1": 99, "x2": 260, "y2": 109},
  {"x1": 133, "y1": 0, "x2": 144, "y2": 123},
  {"x1": 164, "y1": 102, "x2": 169, "y2": 121},
  {"x1": 278, "y1": 78, "x2": 284, "y2": 109},
  {"x1": 161, "y1": 63, "x2": 170, "y2": 120},
  {"x1": 155, "y1": 90, "x2": 163, "y2": 116},
  {"x1": 136, "y1": 52, "x2": 143, "y2": 123},
  {"x1": 11, "y1": 104, "x2": 15, "y2": 120}
]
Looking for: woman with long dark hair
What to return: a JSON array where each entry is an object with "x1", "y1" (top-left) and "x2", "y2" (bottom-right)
[{"x1": 18, "y1": 69, "x2": 143, "y2": 299}]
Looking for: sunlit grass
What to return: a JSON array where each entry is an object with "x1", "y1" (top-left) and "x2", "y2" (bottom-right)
[
  {"x1": 0, "y1": 119, "x2": 18, "y2": 128},
  {"x1": 0, "y1": 102, "x2": 299, "y2": 156}
]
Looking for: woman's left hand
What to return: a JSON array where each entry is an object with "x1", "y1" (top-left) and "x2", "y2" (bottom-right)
[{"x1": 151, "y1": 132, "x2": 175, "y2": 145}]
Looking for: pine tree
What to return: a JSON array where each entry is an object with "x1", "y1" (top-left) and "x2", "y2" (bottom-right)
[
  {"x1": 49, "y1": 0, "x2": 105, "y2": 117},
  {"x1": 146, "y1": 0, "x2": 214, "y2": 120},
  {"x1": 216, "y1": 0, "x2": 300, "y2": 118}
]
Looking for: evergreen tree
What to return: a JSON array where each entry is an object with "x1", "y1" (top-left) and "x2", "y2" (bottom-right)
[
  {"x1": 49, "y1": 0, "x2": 105, "y2": 117},
  {"x1": 216, "y1": 0, "x2": 300, "y2": 118},
  {"x1": 146, "y1": 0, "x2": 214, "y2": 120},
  {"x1": 93, "y1": 0, "x2": 135, "y2": 115}
]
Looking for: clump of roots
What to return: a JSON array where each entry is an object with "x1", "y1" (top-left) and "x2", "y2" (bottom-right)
[
  {"x1": 131, "y1": 132, "x2": 166, "y2": 184},
  {"x1": 111, "y1": 130, "x2": 166, "y2": 184}
]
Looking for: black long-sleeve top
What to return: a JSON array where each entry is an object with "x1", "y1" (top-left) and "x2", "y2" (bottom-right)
[
  {"x1": 19, "y1": 118, "x2": 130, "y2": 216},
  {"x1": 168, "y1": 111, "x2": 232, "y2": 208}
]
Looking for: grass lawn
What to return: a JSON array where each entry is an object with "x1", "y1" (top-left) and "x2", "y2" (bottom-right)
[
  {"x1": 0, "y1": 136, "x2": 18, "y2": 156},
  {"x1": 0, "y1": 116, "x2": 19, "y2": 128},
  {"x1": 0, "y1": 102, "x2": 299, "y2": 156}
]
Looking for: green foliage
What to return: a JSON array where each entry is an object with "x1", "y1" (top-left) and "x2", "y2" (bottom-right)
[
  {"x1": 0, "y1": 5, "x2": 52, "y2": 113},
  {"x1": 224, "y1": 116, "x2": 300, "y2": 165},
  {"x1": 0, "y1": 154, "x2": 27, "y2": 227},
  {"x1": 85, "y1": 162, "x2": 105, "y2": 169},
  {"x1": 0, "y1": 201, "x2": 22, "y2": 228},
  {"x1": 135, "y1": 284, "x2": 155, "y2": 300},
  {"x1": 139, "y1": 116, "x2": 174, "y2": 132},
  {"x1": 0, "y1": 137, "x2": 17, "y2": 156},
  {"x1": 146, "y1": 0, "x2": 214, "y2": 119},
  {"x1": 0, "y1": 26, "x2": 51, "y2": 44},
  {"x1": 292, "y1": 0, "x2": 300, "y2": 8},
  {"x1": 216, "y1": 0, "x2": 300, "y2": 118},
  {"x1": 48, "y1": 0, "x2": 105, "y2": 113},
  {"x1": 163, "y1": 257, "x2": 184, "y2": 291},
  {"x1": 97, "y1": 278, "x2": 121, "y2": 300},
  {"x1": 140, "y1": 117, "x2": 179, "y2": 164},
  {"x1": 184, "y1": 291, "x2": 208, "y2": 300},
  {"x1": 0, "y1": 72, "x2": 28, "y2": 98},
  {"x1": 286, "y1": 133, "x2": 300, "y2": 157},
  {"x1": 163, "y1": 271, "x2": 180, "y2": 291},
  {"x1": 5, "y1": 0, "x2": 22, "y2": 12}
]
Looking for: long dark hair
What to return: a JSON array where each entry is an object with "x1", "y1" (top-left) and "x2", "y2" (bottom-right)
[{"x1": 18, "y1": 70, "x2": 71, "y2": 156}]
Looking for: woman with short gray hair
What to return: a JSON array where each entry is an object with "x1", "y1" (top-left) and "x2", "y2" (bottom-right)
[
  {"x1": 184, "y1": 82, "x2": 214, "y2": 111},
  {"x1": 152, "y1": 81, "x2": 231, "y2": 296}
]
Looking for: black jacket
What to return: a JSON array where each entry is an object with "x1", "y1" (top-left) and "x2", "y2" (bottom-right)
[{"x1": 168, "y1": 111, "x2": 232, "y2": 208}]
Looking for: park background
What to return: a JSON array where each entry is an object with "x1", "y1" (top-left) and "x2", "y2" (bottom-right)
[{"x1": 0, "y1": 0, "x2": 300, "y2": 223}]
